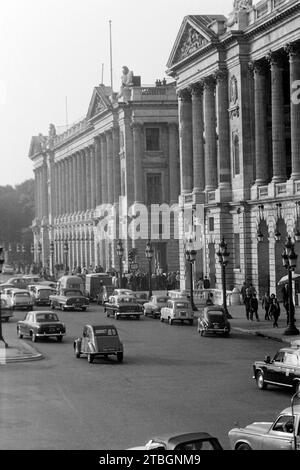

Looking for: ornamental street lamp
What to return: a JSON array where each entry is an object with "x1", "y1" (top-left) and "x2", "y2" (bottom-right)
[
  {"x1": 22, "y1": 244, "x2": 26, "y2": 273},
  {"x1": 116, "y1": 240, "x2": 124, "y2": 288},
  {"x1": 282, "y1": 236, "x2": 299, "y2": 336},
  {"x1": 0, "y1": 246, "x2": 8, "y2": 348},
  {"x1": 185, "y1": 244, "x2": 198, "y2": 312},
  {"x1": 217, "y1": 237, "x2": 232, "y2": 319},
  {"x1": 38, "y1": 241, "x2": 42, "y2": 268},
  {"x1": 145, "y1": 240, "x2": 153, "y2": 298},
  {"x1": 50, "y1": 241, "x2": 55, "y2": 278},
  {"x1": 63, "y1": 239, "x2": 69, "y2": 274}
]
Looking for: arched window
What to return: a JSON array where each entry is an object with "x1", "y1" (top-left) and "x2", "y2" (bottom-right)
[{"x1": 233, "y1": 133, "x2": 240, "y2": 176}]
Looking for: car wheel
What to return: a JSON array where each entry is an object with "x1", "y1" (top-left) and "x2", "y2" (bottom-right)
[
  {"x1": 17, "y1": 327, "x2": 23, "y2": 339},
  {"x1": 143, "y1": 309, "x2": 148, "y2": 316},
  {"x1": 87, "y1": 354, "x2": 94, "y2": 364},
  {"x1": 136, "y1": 315, "x2": 140, "y2": 320},
  {"x1": 117, "y1": 352, "x2": 123, "y2": 363},
  {"x1": 81, "y1": 307, "x2": 86, "y2": 312},
  {"x1": 160, "y1": 316, "x2": 164, "y2": 322},
  {"x1": 168, "y1": 317, "x2": 173, "y2": 325},
  {"x1": 32, "y1": 332, "x2": 38, "y2": 343},
  {"x1": 50, "y1": 302, "x2": 55, "y2": 310},
  {"x1": 236, "y1": 443, "x2": 252, "y2": 450},
  {"x1": 256, "y1": 371, "x2": 267, "y2": 390},
  {"x1": 200, "y1": 330, "x2": 204, "y2": 336},
  {"x1": 57, "y1": 336, "x2": 63, "y2": 343},
  {"x1": 114, "y1": 312, "x2": 118, "y2": 320},
  {"x1": 75, "y1": 348, "x2": 81, "y2": 358},
  {"x1": 5, "y1": 317, "x2": 9, "y2": 322},
  {"x1": 189, "y1": 319, "x2": 193, "y2": 326}
]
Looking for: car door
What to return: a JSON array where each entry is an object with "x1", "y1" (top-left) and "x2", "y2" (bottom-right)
[
  {"x1": 22, "y1": 312, "x2": 32, "y2": 336},
  {"x1": 266, "y1": 351, "x2": 286, "y2": 385},
  {"x1": 81, "y1": 326, "x2": 89, "y2": 353},
  {"x1": 262, "y1": 415, "x2": 295, "y2": 450}
]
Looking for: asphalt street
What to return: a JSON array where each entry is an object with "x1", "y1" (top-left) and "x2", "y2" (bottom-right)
[{"x1": 0, "y1": 301, "x2": 293, "y2": 450}]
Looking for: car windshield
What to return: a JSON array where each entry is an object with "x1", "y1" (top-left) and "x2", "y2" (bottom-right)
[
  {"x1": 175, "y1": 302, "x2": 188, "y2": 309},
  {"x1": 94, "y1": 328, "x2": 117, "y2": 336},
  {"x1": 15, "y1": 292, "x2": 30, "y2": 298},
  {"x1": 176, "y1": 439, "x2": 218, "y2": 450},
  {"x1": 35, "y1": 313, "x2": 59, "y2": 322},
  {"x1": 157, "y1": 298, "x2": 168, "y2": 303},
  {"x1": 65, "y1": 290, "x2": 82, "y2": 296}
]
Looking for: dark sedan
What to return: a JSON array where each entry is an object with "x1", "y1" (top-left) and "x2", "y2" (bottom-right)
[
  {"x1": 197, "y1": 306, "x2": 231, "y2": 337},
  {"x1": 49, "y1": 288, "x2": 89, "y2": 311},
  {"x1": 17, "y1": 311, "x2": 66, "y2": 342},
  {"x1": 129, "y1": 432, "x2": 223, "y2": 450}
]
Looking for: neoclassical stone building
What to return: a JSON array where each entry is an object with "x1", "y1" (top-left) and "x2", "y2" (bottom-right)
[
  {"x1": 29, "y1": 74, "x2": 180, "y2": 275},
  {"x1": 167, "y1": 0, "x2": 300, "y2": 298}
]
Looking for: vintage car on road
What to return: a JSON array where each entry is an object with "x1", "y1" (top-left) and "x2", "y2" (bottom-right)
[
  {"x1": 28, "y1": 284, "x2": 55, "y2": 306},
  {"x1": 197, "y1": 306, "x2": 231, "y2": 337},
  {"x1": 0, "y1": 294, "x2": 14, "y2": 321},
  {"x1": 228, "y1": 405, "x2": 300, "y2": 450},
  {"x1": 104, "y1": 295, "x2": 143, "y2": 320},
  {"x1": 49, "y1": 288, "x2": 89, "y2": 311},
  {"x1": 129, "y1": 432, "x2": 223, "y2": 450},
  {"x1": 143, "y1": 295, "x2": 169, "y2": 318},
  {"x1": 17, "y1": 311, "x2": 66, "y2": 342},
  {"x1": 2, "y1": 264, "x2": 15, "y2": 275},
  {"x1": 74, "y1": 324, "x2": 124, "y2": 364},
  {"x1": 10, "y1": 288, "x2": 34, "y2": 311},
  {"x1": 160, "y1": 298, "x2": 194, "y2": 325},
  {"x1": 134, "y1": 292, "x2": 148, "y2": 306},
  {"x1": 253, "y1": 345, "x2": 300, "y2": 394},
  {"x1": 112, "y1": 288, "x2": 135, "y2": 297}
]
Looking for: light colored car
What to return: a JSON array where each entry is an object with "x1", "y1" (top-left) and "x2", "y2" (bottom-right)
[
  {"x1": 10, "y1": 288, "x2": 34, "y2": 311},
  {"x1": 160, "y1": 298, "x2": 194, "y2": 325},
  {"x1": 143, "y1": 295, "x2": 169, "y2": 318},
  {"x1": 228, "y1": 405, "x2": 300, "y2": 450},
  {"x1": 0, "y1": 294, "x2": 14, "y2": 321},
  {"x1": 74, "y1": 324, "x2": 124, "y2": 364},
  {"x1": 28, "y1": 284, "x2": 56, "y2": 306},
  {"x1": 17, "y1": 311, "x2": 66, "y2": 343},
  {"x1": 129, "y1": 432, "x2": 223, "y2": 450},
  {"x1": 112, "y1": 288, "x2": 135, "y2": 297},
  {"x1": 104, "y1": 294, "x2": 143, "y2": 320},
  {"x1": 2, "y1": 264, "x2": 15, "y2": 275}
]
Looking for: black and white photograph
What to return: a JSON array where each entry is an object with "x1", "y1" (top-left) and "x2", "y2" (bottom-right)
[{"x1": 0, "y1": 0, "x2": 300, "y2": 457}]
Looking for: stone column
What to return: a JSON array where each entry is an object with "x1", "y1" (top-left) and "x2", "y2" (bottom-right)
[
  {"x1": 178, "y1": 89, "x2": 193, "y2": 194},
  {"x1": 106, "y1": 130, "x2": 114, "y2": 204},
  {"x1": 67, "y1": 157, "x2": 72, "y2": 214},
  {"x1": 58, "y1": 162, "x2": 63, "y2": 215},
  {"x1": 63, "y1": 160, "x2": 68, "y2": 215},
  {"x1": 36, "y1": 168, "x2": 41, "y2": 218},
  {"x1": 285, "y1": 43, "x2": 300, "y2": 180},
  {"x1": 215, "y1": 70, "x2": 231, "y2": 188},
  {"x1": 85, "y1": 148, "x2": 91, "y2": 210},
  {"x1": 81, "y1": 150, "x2": 87, "y2": 211},
  {"x1": 251, "y1": 61, "x2": 269, "y2": 185},
  {"x1": 73, "y1": 153, "x2": 78, "y2": 213},
  {"x1": 113, "y1": 126, "x2": 121, "y2": 204},
  {"x1": 100, "y1": 134, "x2": 108, "y2": 204},
  {"x1": 43, "y1": 162, "x2": 48, "y2": 217},
  {"x1": 90, "y1": 145, "x2": 96, "y2": 209},
  {"x1": 266, "y1": 51, "x2": 286, "y2": 182},
  {"x1": 131, "y1": 122, "x2": 143, "y2": 203},
  {"x1": 54, "y1": 163, "x2": 59, "y2": 217},
  {"x1": 76, "y1": 153, "x2": 82, "y2": 212},
  {"x1": 190, "y1": 84, "x2": 205, "y2": 193},
  {"x1": 94, "y1": 137, "x2": 102, "y2": 206},
  {"x1": 168, "y1": 123, "x2": 180, "y2": 204},
  {"x1": 203, "y1": 77, "x2": 218, "y2": 191}
]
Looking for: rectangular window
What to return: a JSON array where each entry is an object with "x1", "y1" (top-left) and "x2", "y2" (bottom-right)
[
  {"x1": 209, "y1": 217, "x2": 214, "y2": 232},
  {"x1": 147, "y1": 173, "x2": 162, "y2": 205},
  {"x1": 234, "y1": 233, "x2": 240, "y2": 269},
  {"x1": 146, "y1": 128, "x2": 160, "y2": 151}
]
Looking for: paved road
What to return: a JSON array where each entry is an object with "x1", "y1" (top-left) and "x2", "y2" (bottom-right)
[{"x1": 0, "y1": 302, "x2": 292, "y2": 450}]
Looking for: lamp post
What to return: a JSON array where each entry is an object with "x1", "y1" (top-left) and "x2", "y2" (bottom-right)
[
  {"x1": 63, "y1": 239, "x2": 69, "y2": 274},
  {"x1": 50, "y1": 241, "x2": 55, "y2": 278},
  {"x1": 145, "y1": 240, "x2": 153, "y2": 298},
  {"x1": 282, "y1": 236, "x2": 299, "y2": 336},
  {"x1": 22, "y1": 244, "x2": 26, "y2": 273},
  {"x1": 116, "y1": 240, "x2": 124, "y2": 288},
  {"x1": 17, "y1": 243, "x2": 21, "y2": 273},
  {"x1": 217, "y1": 237, "x2": 232, "y2": 319},
  {"x1": 185, "y1": 245, "x2": 198, "y2": 312},
  {"x1": 38, "y1": 241, "x2": 42, "y2": 269},
  {"x1": 0, "y1": 246, "x2": 8, "y2": 348}
]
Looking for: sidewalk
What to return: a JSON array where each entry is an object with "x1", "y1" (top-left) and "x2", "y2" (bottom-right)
[{"x1": 0, "y1": 331, "x2": 43, "y2": 364}]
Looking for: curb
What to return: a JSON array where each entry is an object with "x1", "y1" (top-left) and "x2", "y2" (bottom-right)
[
  {"x1": 0, "y1": 340, "x2": 44, "y2": 364},
  {"x1": 1, "y1": 353, "x2": 44, "y2": 364},
  {"x1": 232, "y1": 327, "x2": 289, "y2": 344}
]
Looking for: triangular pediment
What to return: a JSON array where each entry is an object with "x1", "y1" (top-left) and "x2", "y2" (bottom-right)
[
  {"x1": 86, "y1": 85, "x2": 112, "y2": 120},
  {"x1": 167, "y1": 15, "x2": 221, "y2": 69}
]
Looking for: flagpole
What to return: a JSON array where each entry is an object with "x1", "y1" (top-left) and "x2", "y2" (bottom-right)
[{"x1": 109, "y1": 20, "x2": 113, "y2": 91}]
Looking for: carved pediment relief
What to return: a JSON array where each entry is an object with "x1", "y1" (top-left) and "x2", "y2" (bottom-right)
[
  {"x1": 174, "y1": 24, "x2": 208, "y2": 63},
  {"x1": 87, "y1": 86, "x2": 111, "y2": 120}
]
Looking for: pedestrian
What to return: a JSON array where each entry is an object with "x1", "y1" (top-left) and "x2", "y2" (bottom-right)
[
  {"x1": 250, "y1": 293, "x2": 259, "y2": 321},
  {"x1": 240, "y1": 282, "x2": 247, "y2": 303},
  {"x1": 262, "y1": 292, "x2": 271, "y2": 320},
  {"x1": 244, "y1": 292, "x2": 252, "y2": 320},
  {"x1": 206, "y1": 292, "x2": 214, "y2": 306},
  {"x1": 203, "y1": 276, "x2": 210, "y2": 289},
  {"x1": 281, "y1": 283, "x2": 289, "y2": 325},
  {"x1": 246, "y1": 283, "x2": 256, "y2": 297},
  {"x1": 268, "y1": 296, "x2": 280, "y2": 328}
]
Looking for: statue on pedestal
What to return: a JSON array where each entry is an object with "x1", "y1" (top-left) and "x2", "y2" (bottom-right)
[
  {"x1": 118, "y1": 66, "x2": 134, "y2": 99},
  {"x1": 227, "y1": 0, "x2": 252, "y2": 27}
]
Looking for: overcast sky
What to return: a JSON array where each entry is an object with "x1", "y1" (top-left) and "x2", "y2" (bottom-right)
[{"x1": 0, "y1": 0, "x2": 239, "y2": 186}]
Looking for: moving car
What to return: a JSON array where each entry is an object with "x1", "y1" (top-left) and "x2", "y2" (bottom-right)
[
  {"x1": 28, "y1": 284, "x2": 55, "y2": 306},
  {"x1": 10, "y1": 288, "x2": 34, "y2": 311},
  {"x1": 2, "y1": 264, "x2": 14, "y2": 275},
  {"x1": 160, "y1": 298, "x2": 194, "y2": 325},
  {"x1": 7, "y1": 277, "x2": 29, "y2": 289},
  {"x1": 104, "y1": 295, "x2": 143, "y2": 320},
  {"x1": 197, "y1": 306, "x2": 231, "y2": 337},
  {"x1": 0, "y1": 295, "x2": 14, "y2": 321},
  {"x1": 129, "y1": 432, "x2": 223, "y2": 450},
  {"x1": 49, "y1": 288, "x2": 89, "y2": 311},
  {"x1": 74, "y1": 324, "x2": 124, "y2": 364},
  {"x1": 112, "y1": 288, "x2": 135, "y2": 297},
  {"x1": 143, "y1": 295, "x2": 169, "y2": 318},
  {"x1": 134, "y1": 292, "x2": 148, "y2": 306},
  {"x1": 253, "y1": 345, "x2": 300, "y2": 394},
  {"x1": 228, "y1": 405, "x2": 300, "y2": 450},
  {"x1": 17, "y1": 311, "x2": 66, "y2": 343}
]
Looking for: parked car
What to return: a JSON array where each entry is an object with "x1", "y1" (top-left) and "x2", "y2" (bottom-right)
[
  {"x1": 134, "y1": 292, "x2": 149, "y2": 306},
  {"x1": 104, "y1": 295, "x2": 143, "y2": 320},
  {"x1": 129, "y1": 432, "x2": 223, "y2": 450},
  {"x1": 28, "y1": 284, "x2": 56, "y2": 306},
  {"x1": 0, "y1": 295, "x2": 14, "y2": 321},
  {"x1": 112, "y1": 288, "x2": 135, "y2": 297},
  {"x1": 10, "y1": 288, "x2": 34, "y2": 311},
  {"x1": 6, "y1": 277, "x2": 29, "y2": 290},
  {"x1": 74, "y1": 324, "x2": 124, "y2": 363},
  {"x1": 228, "y1": 405, "x2": 300, "y2": 450},
  {"x1": 160, "y1": 298, "x2": 194, "y2": 325},
  {"x1": 17, "y1": 311, "x2": 66, "y2": 343},
  {"x1": 2, "y1": 264, "x2": 15, "y2": 275},
  {"x1": 0, "y1": 283, "x2": 15, "y2": 294},
  {"x1": 143, "y1": 295, "x2": 169, "y2": 318},
  {"x1": 56, "y1": 275, "x2": 85, "y2": 295},
  {"x1": 197, "y1": 306, "x2": 231, "y2": 337},
  {"x1": 253, "y1": 344, "x2": 300, "y2": 394},
  {"x1": 49, "y1": 288, "x2": 89, "y2": 311}
]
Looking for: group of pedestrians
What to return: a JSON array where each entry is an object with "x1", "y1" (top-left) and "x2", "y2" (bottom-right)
[
  {"x1": 241, "y1": 281, "x2": 283, "y2": 328},
  {"x1": 261, "y1": 293, "x2": 281, "y2": 328}
]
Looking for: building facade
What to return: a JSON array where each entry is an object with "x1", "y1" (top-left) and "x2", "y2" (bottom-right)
[
  {"x1": 29, "y1": 74, "x2": 180, "y2": 276},
  {"x1": 167, "y1": 0, "x2": 300, "y2": 298}
]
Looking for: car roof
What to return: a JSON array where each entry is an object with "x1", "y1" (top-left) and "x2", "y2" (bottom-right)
[
  {"x1": 205, "y1": 306, "x2": 225, "y2": 312},
  {"x1": 151, "y1": 432, "x2": 216, "y2": 446},
  {"x1": 278, "y1": 347, "x2": 300, "y2": 355},
  {"x1": 11, "y1": 288, "x2": 30, "y2": 293},
  {"x1": 87, "y1": 324, "x2": 116, "y2": 330},
  {"x1": 280, "y1": 405, "x2": 300, "y2": 415}
]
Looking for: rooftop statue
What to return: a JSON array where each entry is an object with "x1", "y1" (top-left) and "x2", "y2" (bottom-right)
[
  {"x1": 227, "y1": 0, "x2": 253, "y2": 27},
  {"x1": 118, "y1": 66, "x2": 134, "y2": 99}
]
